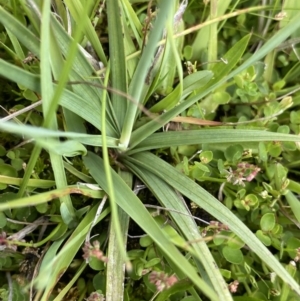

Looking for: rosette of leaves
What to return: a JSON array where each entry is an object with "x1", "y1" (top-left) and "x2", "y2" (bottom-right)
[{"x1": 0, "y1": 1, "x2": 300, "y2": 300}]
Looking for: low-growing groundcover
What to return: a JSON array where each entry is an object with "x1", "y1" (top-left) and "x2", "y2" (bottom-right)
[{"x1": 0, "y1": 0, "x2": 300, "y2": 300}]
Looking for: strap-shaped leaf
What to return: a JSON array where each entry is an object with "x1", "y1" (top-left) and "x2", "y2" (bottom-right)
[
  {"x1": 129, "y1": 34, "x2": 251, "y2": 148},
  {"x1": 124, "y1": 162, "x2": 234, "y2": 301},
  {"x1": 128, "y1": 129, "x2": 300, "y2": 154},
  {"x1": 83, "y1": 151, "x2": 219, "y2": 301},
  {"x1": 123, "y1": 151, "x2": 300, "y2": 295}
]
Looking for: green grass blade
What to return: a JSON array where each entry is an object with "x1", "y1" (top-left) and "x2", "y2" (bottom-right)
[
  {"x1": 0, "y1": 120, "x2": 119, "y2": 147},
  {"x1": 101, "y1": 64, "x2": 129, "y2": 266},
  {"x1": 0, "y1": 59, "x2": 40, "y2": 90},
  {"x1": 129, "y1": 34, "x2": 251, "y2": 148},
  {"x1": 124, "y1": 163, "x2": 233, "y2": 301},
  {"x1": 120, "y1": 0, "x2": 143, "y2": 47},
  {"x1": 6, "y1": 29, "x2": 25, "y2": 60},
  {"x1": 40, "y1": 0, "x2": 53, "y2": 120},
  {"x1": 207, "y1": 0, "x2": 218, "y2": 68},
  {"x1": 0, "y1": 175, "x2": 55, "y2": 189},
  {"x1": 0, "y1": 60, "x2": 117, "y2": 135},
  {"x1": 83, "y1": 152, "x2": 219, "y2": 301},
  {"x1": 0, "y1": 6, "x2": 40, "y2": 56},
  {"x1": 36, "y1": 204, "x2": 110, "y2": 298},
  {"x1": 63, "y1": 0, "x2": 107, "y2": 65},
  {"x1": 192, "y1": 0, "x2": 232, "y2": 63},
  {"x1": 124, "y1": 151, "x2": 300, "y2": 296},
  {"x1": 53, "y1": 261, "x2": 87, "y2": 301},
  {"x1": 0, "y1": 186, "x2": 104, "y2": 211},
  {"x1": 14, "y1": 1, "x2": 49, "y2": 200},
  {"x1": 50, "y1": 15, "x2": 118, "y2": 135},
  {"x1": 128, "y1": 129, "x2": 300, "y2": 154},
  {"x1": 106, "y1": 171, "x2": 131, "y2": 301},
  {"x1": 123, "y1": 15, "x2": 139, "y2": 81},
  {"x1": 130, "y1": 11, "x2": 300, "y2": 148},
  {"x1": 120, "y1": 0, "x2": 174, "y2": 149},
  {"x1": 106, "y1": 0, "x2": 127, "y2": 129},
  {"x1": 41, "y1": 0, "x2": 76, "y2": 224}
]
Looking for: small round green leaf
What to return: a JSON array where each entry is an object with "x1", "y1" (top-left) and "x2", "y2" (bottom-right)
[
  {"x1": 6, "y1": 150, "x2": 15, "y2": 159},
  {"x1": 93, "y1": 272, "x2": 106, "y2": 291},
  {"x1": 0, "y1": 145, "x2": 6, "y2": 156},
  {"x1": 183, "y1": 45, "x2": 193, "y2": 60},
  {"x1": 89, "y1": 256, "x2": 105, "y2": 271},
  {"x1": 260, "y1": 213, "x2": 275, "y2": 232},
  {"x1": 225, "y1": 144, "x2": 244, "y2": 163},
  {"x1": 290, "y1": 110, "x2": 300, "y2": 124},
  {"x1": 268, "y1": 144, "x2": 282, "y2": 157},
  {"x1": 194, "y1": 162, "x2": 210, "y2": 172},
  {"x1": 11, "y1": 158, "x2": 24, "y2": 171},
  {"x1": 199, "y1": 150, "x2": 213, "y2": 164},
  {"x1": 286, "y1": 237, "x2": 300, "y2": 259},
  {"x1": 219, "y1": 269, "x2": 231, "y2": 279},
  {"x1": 256, "y1": 230, "x2": 272, "y2": 246},
  {"x1": 211, "y1": 91, "x2": 231, "y2": 105},
  {"x1": 213, "y1": 236, "x2": 226, "y2": 246},
  {"x1": 0, "y1": 212, "x2": 6, "y2": 227},
  {"x1": 127, "y1": 249, "x2": 144, "y2": 260},
  {"x1": 77, "y1": 278, "x2": 86, "y2": 292},
  {"x1": 144, "y1": 258, "x2": 161, "y2": 268},
  {"x1": 222, "y1": 246, "x2": 244, "y2": 264},
  {"x1": 0, "y1": 163, "x2": 17, "y2": 177},
  {"x1": 277, "y1": 125, "x2": 289, "y2": 134},
  {"x1": 228, "y1": 235, "x2": 245, "y2": 249},
  {"x1": 139, "y1": 235, "x2": 153, "y2": 247},
  {"x1": 258, "y1": 142, "x2": 268, "y2": 162}
]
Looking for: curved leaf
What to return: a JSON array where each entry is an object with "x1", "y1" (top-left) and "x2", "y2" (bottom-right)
[
  {"x1": 83, "y1": 151, "x2": 219, "y2": 301},
  {"x1": 122, "y1": 151, "x2": 300, "y2": 296},
  {"x1": 128, "y1": 129, "x2": 300, "y2": 154},
  {"x1": 124, "y1": 162, "x2": 233, "y2": 301}
]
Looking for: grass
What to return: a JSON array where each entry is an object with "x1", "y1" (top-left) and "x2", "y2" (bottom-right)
[{"x1": 0, "y1": 0, "x2": 300, "y2": 300}]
